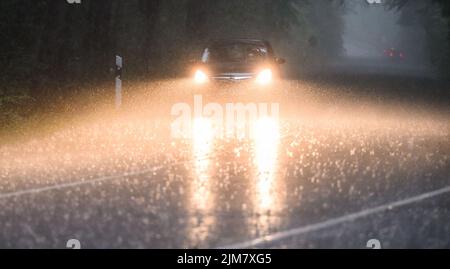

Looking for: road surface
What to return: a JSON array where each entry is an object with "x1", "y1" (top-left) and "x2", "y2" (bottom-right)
[{"x1": 0, "y1": 69, "x2": 449, "y2": 249}]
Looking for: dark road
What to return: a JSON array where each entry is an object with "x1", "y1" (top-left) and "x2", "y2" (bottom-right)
[{"x1": 0, "y1": 73, "x2": 449, "y2": 249}]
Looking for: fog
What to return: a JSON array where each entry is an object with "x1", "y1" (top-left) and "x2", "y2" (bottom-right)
[
  {"x1": 347, "y1": 2, "x2": 433, "y2": 64},
  {"x1": 335, "y1": 1, "x2": 441, "y2": 78},
  {"x1": 344, "y1": 4, "x2": 403, "y2": 58}
]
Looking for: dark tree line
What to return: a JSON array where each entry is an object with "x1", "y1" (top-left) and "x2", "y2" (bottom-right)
[
  {"x1": 1, "y1": 1, "x2": 449, "y2": 93},
  {"x1": 0, "y1": 1, "x2": 345, "y2": 96},
  {"x1": 1, "y1": 0, "x2": 449, "y2": 128}
]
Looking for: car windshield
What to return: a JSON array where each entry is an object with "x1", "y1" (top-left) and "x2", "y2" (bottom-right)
[{"x1": 204, "y1": 42, "x2": 268, "y2": 63}]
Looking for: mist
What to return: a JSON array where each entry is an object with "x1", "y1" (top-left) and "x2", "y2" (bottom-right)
[
  {"x1": 344, "y1": 4, "x2": 404, "y2": 59},
  {"x1": 334, "y1": 0, "x2": 448, "y2": 78}
]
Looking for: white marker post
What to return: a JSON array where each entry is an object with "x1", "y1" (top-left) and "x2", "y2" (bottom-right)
[{"x1": 115, "y1": 55, "x2": 123, "y2": 109}]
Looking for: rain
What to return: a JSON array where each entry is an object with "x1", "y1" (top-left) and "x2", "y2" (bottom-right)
[{"x1": 0, "y1": 0, "x2": 449, "y2": 249}]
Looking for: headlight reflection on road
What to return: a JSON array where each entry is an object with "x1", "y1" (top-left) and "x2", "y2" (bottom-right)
[
  {"x1": 187, "y1": 117, "x2": 217, "y2": 247},
  {"x1": 252, "y1": 117, "x2": 280, "y2": 212},
  {"x1": 191, "y1": 117, "x2": 215, "y2": 211}
]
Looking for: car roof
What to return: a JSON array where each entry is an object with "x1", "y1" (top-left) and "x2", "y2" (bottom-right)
[
  {"x1": 206, "y1": 39, "x2": 274, "y2": 56},
  {"x1": 209, "y1": 38, "x2": 270, "y2": 47}
]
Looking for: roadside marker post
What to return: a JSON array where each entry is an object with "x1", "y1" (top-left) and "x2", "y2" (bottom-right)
[{"x1": 115, "y1": 55, "x2": 123, "y2": 109}]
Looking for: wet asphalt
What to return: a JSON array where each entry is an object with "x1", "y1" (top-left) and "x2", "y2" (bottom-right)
[{"x1": 0, "y1": 68, "x2": 449, "y2": 249}]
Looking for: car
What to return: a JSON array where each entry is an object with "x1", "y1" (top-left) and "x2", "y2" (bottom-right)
[
  {"x1": 191, "y1": 39, "x2": 285, "y2": 85},
  {"x1": 383, "y1": 48, "x2": 405, "y2": 61}
]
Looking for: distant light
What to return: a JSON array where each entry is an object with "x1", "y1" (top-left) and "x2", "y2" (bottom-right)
[
  {"x1": 194, "y1": 70, "x2": 208, "y2": 84},
  {"x1": 256, "y1": 69, "x2": 272, "y2": 85}
]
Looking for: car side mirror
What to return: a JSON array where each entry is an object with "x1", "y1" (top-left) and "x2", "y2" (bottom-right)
[{"x1": 276, "y1": 57, "x2": 286, "y2": 65}]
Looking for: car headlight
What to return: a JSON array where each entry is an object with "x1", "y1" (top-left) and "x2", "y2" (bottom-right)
[
  {"x1": 256, "y1": 69, "x2": 272, "y2": 85},
  {"x1": 194, "y1": 70, "x2": 208, "y2": 84}
]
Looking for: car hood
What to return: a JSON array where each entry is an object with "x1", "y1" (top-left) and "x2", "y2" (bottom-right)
[{"x1": 208, "y1": 62, "x2": 261, "y2": 75}]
